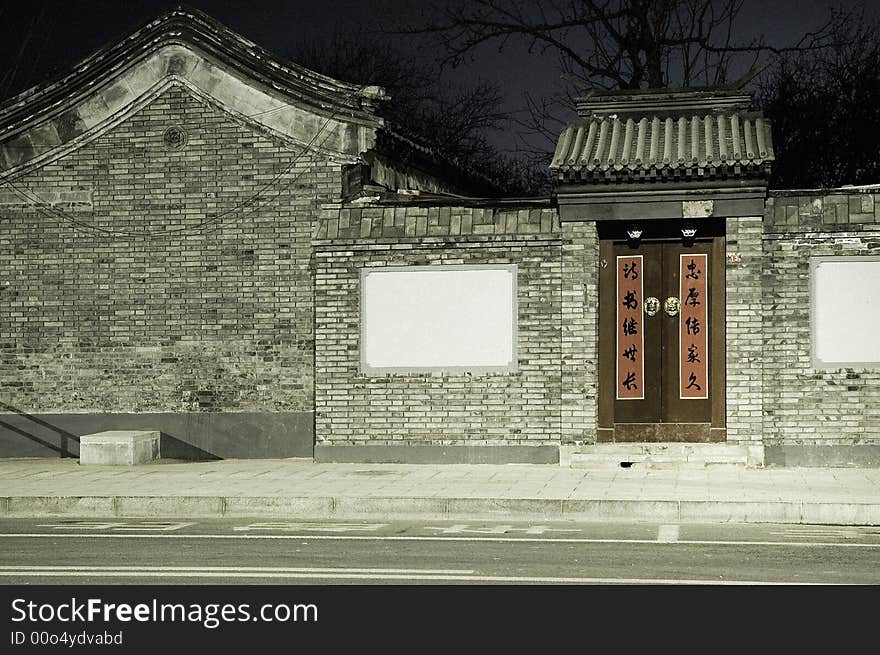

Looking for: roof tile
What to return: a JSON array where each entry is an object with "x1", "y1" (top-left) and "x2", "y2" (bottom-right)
[{"x1": 550, "y1": 110, "x2": 774, "y2": 180}]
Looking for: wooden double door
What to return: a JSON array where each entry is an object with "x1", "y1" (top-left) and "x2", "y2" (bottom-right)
[{"x1": 598, "y1": 226, "x2": 726, "y2": 442}]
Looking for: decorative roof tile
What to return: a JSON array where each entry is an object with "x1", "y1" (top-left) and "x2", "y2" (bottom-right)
[
  {"x1": 551, "y1": 112, "x2": 773, "y2": 180},
  {"x1": 550, "y1": 88, "x2": 774, "y2": 183}
]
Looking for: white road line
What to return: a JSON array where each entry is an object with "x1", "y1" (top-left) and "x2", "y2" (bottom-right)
[
  {"x1": 0, "y1": 533, "x2": 879, "y2": 547},
  {"x1": 233, "y1": 522, "x2": 389, "y2": 532},
  {"x1": 0, "y1": 568, "x2": 839, "y2": 585},
  {"x1": 0, "y1": 565, "x2": 475, "y2": 574},
  {"x1": 36, "y1": 521, "x2": 195, "y2": 532},
  {"x1": 424, "y1": 524, "x2": 582, "y2": 535},
  {"x1": 657, "y1": 525, "x2": 680, "y2": 542},
  {"x1": 771, "y1": 528, "x2": 880, "y2": 539}
]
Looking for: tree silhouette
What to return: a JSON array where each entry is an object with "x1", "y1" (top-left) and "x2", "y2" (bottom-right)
[
  {"x1": 759, "y1": 11, "x2": 880, "y2": 188},
  {"x1": 398, "y1": 0, "x2": 857, "y2": 183},
  {"x1": 287, "y1": 32, "x2": 546, "y2": 195}
]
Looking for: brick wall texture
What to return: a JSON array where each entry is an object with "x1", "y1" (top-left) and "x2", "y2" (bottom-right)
[
  {"x1": 315, "y1": 192, "x2": 880, "y2": 453},
  {"x1": 560, "y1": 221, "x2": 598, "y2": 444},
  {"x1": 0, "y1": 85, "x2": 331, "y2": 415},
  {"x1": 314, "y1": 205, "x2": 564, "y2": 446},
  {"x1": 4, "y1": 81, "x2": 879, "y2": 456},
  {"x1": 763, "y1": 191, "x2": 880, "y2": 446},
  {"x1": 726, "y1": 216, "x2": 764, "y2": 444}
]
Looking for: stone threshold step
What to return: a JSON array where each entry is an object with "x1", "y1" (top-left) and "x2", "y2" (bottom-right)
[{"x1": 563, "y1": 443, "x2": 763, "y2": 468}]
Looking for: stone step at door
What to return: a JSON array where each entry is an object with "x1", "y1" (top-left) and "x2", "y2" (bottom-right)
[{"x1": 562, "y1": 443, "x2": 763, "y2": 468}]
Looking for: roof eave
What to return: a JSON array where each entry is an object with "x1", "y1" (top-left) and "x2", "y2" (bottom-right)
[
  {"x1": 0, "y1": 6, "x2": 384, "y2": 132},
  {"x1": 552, "y1": 162, "x2": 774, "y2": 184}
]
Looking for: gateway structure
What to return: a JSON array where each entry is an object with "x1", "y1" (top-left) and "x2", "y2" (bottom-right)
[{"x1": 2, "y1": 8, "x2": 879, "y2": 466}]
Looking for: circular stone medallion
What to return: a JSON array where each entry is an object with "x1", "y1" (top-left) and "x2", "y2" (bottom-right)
[{"x1": 162, "y1": 126, "x2": 188, "y2": 150}]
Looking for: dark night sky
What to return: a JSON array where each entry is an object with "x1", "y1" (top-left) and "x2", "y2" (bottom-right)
[{"x1": 0, "y1": 0, "x2": 873, "y2": 154}]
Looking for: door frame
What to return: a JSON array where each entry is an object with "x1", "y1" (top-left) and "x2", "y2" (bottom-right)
[{"x1": 597, "y1": 219, "x2": 726, "y2": 443}]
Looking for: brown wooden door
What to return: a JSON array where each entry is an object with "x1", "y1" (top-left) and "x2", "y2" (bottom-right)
[
  {"x1": 661, "y1": 242, "x2": 712, "y2": 426},
  {"x1": 598, "y1": 233, "x2": 724, "y2": 442}
]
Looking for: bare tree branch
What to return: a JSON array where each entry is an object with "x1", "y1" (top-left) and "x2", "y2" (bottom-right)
[
  {"x1": 285, "y1": 29, "x2": 544, "y2": 194},
  {"x1": 394, "y1": 0, "x2": 854, "y2": 91}
]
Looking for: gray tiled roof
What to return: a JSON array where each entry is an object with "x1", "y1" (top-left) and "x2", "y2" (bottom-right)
[{"x1": 550, "y1": 111, "x2": 774, "y2": 181}]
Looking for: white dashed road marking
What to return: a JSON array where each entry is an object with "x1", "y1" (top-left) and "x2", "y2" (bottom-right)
[
  {"x1": 0, "y1": 533, "x2": 878, "y2": 547},
  {"x1": 657, "y1": 525, "x2": 680, "y2": 542},
  {"x1": 770, "y1": 526, "x2": 880, "y2": 540},
  {"x1": 424, "y1": 524, "x2": 582, "y2": 535},
  {"x1": 233, "y1": 522, "x2": 389, "y2": 533},
  {"x1": 36, "y1": 521, "x2": 195, "y2": 532}
]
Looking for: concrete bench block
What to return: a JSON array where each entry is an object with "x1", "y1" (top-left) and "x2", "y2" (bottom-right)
[{"x1": 79, "y1": 430, "x2": 161, "y2": 465}]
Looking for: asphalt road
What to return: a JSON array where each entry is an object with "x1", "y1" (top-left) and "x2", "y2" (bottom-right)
[{"x1": 0, "y1": 517, "x2": 878, "y2": 584}]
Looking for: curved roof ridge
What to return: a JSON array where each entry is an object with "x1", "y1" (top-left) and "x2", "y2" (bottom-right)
[{"x1": 0, "y1": 5, "x2": 385, "y2": 128}]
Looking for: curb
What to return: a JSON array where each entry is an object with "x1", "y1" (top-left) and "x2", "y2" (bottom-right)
[{"x1": 1, "y1": 495, "x2": 879, "y2": 525}]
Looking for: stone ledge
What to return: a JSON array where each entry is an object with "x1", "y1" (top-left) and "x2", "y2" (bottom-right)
[
  {"x1": 764, "y1": 444, "x2": 880, "y2": 467},
  {"x1": 79, "y1": 430, "x2": 160, "y2": 466},
  {"x1": 314, "y1": 444, "x2": 559, "y2": 465},
  {"x1": 1, "y1": 494, "x2": 878, "y2": 525}
]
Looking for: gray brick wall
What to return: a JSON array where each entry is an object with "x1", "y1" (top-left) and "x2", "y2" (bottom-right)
[
  {"x1": 8, "y1": 78, "x2": 879, "y2": 462},
  {"x1": 726, "y1": 216, "x2": 764, "y2": 444},
  {"x1": 763, "y1": 191, "x2": 880, "y2": 447},
  {"x1": 560, "y1": 221, "x2": 598, "y2": 444},
  {"x1": 314, "y1": 204, "x2": 563, "y2": 447},
  {"x1": 0, "y1": 85, "x2": 330, "y2": 415}
]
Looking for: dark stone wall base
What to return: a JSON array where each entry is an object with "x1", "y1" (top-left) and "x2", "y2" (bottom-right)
[
  {"x1": 765, "y1": 444, "x2": 880, "y2": 467},
  {"x1": 315, "y1": 444, "x2": 559, "y2": 464},
  {"x1": 0, "y1": 412, "x2": 314, "y2": 460}
]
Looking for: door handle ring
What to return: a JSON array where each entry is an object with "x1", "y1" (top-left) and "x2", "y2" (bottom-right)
[{"x1": 663, "y1": 296, "x2": 680, "y2": 317}]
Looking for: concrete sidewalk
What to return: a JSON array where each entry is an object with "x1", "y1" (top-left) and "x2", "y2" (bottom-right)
[{"x1": 0, "y1": 458, "x2": 878, "y2": 525}]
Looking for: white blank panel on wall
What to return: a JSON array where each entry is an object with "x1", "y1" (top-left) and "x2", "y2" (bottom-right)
[
  {"x1": 811, "y1": 257, "x2": 880, "y2": 367},
  {"x1": 361, "y1": 265, "x2": 517, "y2": 373}
]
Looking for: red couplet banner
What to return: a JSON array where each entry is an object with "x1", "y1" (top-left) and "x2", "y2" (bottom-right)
[
  {"x1": 680, "y1": 253, "x2": 708, "y2": 399},
  {"x1": 616, "y1": 255, "x2": 643, "y2": 400}
]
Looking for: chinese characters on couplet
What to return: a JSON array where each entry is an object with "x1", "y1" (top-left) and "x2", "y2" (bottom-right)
[
  {"x1": 617, "y1": 255, "x2": 644, "y2": 400},
  {"x1": 680, "y1": 254, "x2": 709, "y2": 399}
]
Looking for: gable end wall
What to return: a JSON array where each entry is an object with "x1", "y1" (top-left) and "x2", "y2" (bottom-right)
[{"x1": 0, "y1": 85, "x2": 335, "y2": 459}]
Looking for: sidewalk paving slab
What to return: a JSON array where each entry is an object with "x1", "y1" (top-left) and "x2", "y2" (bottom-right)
[{"x1": 0, "y1": 458, "x2": 877, "y2": 525}]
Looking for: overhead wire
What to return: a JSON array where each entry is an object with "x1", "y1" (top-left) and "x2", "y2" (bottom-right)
[{"x1": 1, "y1": 106, "x2": 345, "y2": 240}]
